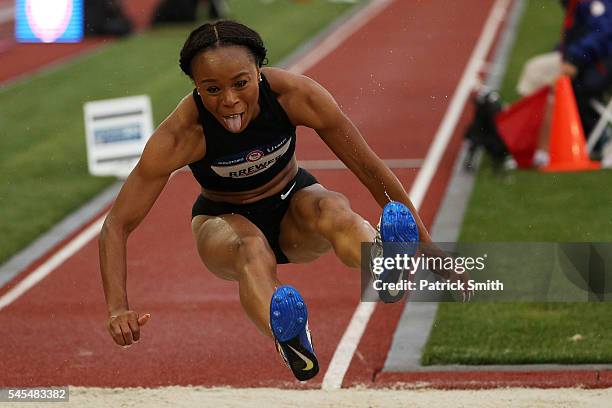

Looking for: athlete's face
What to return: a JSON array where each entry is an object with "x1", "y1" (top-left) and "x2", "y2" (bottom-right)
[{"x1": 192, "y1": 45, "x2": 261, "y2": 133}]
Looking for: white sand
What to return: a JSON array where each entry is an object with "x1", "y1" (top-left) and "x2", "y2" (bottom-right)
[{"x1": 4, "y1": 386, "x2": 610, "y2": 408}]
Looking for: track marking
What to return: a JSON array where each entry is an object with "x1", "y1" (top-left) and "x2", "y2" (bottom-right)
[
  {"x1": 289, "y1": 0, "x2": 395, "y2": 74},
  {"x1": 0, "y1": 168, "x2": 182, "y2": 309},
  {"x1": 0, "y1": 217, "x2": 105, "y2": 311},
  {"x1": 409, "y1": 0, "x2": 509, "y2": 209},
  {"x1": 321, "y1": 0, "x2": 511, "y2": 390},
  {"x1": 299, "y1": 158, "x2": 423, "y2": 170}
]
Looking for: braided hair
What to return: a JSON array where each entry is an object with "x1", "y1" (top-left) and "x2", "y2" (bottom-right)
[{"x1": 179, "y1": 20, "x2": 268, "y2": 79}]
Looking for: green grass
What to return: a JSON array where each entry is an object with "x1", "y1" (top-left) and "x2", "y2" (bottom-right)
[
  {"x1": 423, "y1": 303, "x2": 612, "y2": 365},
  {"x1": 459, "y1": 164, "x2": 612, "y2": 242},
  {"x1": 0, "y1": 0, "x2": 359, "y2": 264},
  {"x1": 421, "y1": 0, "x2": 612, "y2": 365}
]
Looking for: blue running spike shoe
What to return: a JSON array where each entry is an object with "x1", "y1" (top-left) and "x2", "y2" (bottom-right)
[
  {"x1": 269, "y1": 285, "x2": 319, "y2": 381},
  {"x1": 372, "y1": 201, "x2": 419, "y2": 303}
]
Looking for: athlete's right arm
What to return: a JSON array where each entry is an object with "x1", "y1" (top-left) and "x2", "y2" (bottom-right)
[{"x1": 99, "y1": 94, "x2": 203, "y2": 346}]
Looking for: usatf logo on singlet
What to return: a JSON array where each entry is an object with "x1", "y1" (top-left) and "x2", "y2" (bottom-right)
[
  {"x1": 210, "y1": 137, "x2": 292, "y2": 178},
  {"x1": 246, "y1": 150, "x2": 264, "y2": 162}
]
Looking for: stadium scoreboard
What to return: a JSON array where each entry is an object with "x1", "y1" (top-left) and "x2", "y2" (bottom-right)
[{"x1": 15, "y1": 0, "x2": 83, "y2": 43}]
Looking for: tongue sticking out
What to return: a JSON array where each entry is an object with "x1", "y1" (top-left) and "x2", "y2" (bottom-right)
[{"x1": 223, "y1": 114, "x2": 243, "y2": 132}]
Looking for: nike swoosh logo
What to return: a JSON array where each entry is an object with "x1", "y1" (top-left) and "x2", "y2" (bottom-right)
[
  {"x1": 287, "y1": 344, "x2": 314, "y2": 371},
  {"x1": 280, "y1": 182, "x2": 297, "y2": 200},
  {"x1": 388, "y1": 270, "x2": 403, "y2": 297}
]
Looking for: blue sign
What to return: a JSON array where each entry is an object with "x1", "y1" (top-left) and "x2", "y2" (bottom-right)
[
  {"x1": 94, "y1": 124, "x2": 143, "y2": 145},
  {"x1": 15, "y1": 0, "x2": 83, "y2": 43}
]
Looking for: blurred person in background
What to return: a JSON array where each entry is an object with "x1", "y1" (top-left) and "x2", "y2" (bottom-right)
[
  {"x1": 152, "y1": 0, "x2": 229, "y2": 24},
  {"x1": 517, "y1": 0, "x2": 612, "y2": 164},
  {"x1": 84, "y1": 0, "x2": 132, "y2": 36},
  {"x1": 84, "y1": 0, "x2": 229, "y2": 36}
]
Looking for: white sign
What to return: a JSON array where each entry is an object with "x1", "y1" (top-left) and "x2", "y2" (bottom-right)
[{"x1": 84, "y1": 95, "x2": 154, "y2": 178}]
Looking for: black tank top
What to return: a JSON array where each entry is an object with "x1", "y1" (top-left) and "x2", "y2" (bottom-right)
[{"x1": 188, "y1": 74, "x2": 296, "y2": 192}]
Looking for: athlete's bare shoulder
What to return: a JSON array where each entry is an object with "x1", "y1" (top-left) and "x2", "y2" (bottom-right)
[
  {"x1": 160, "y1": 93, "x2": 205, "y2": 156},
  {"x1": 140, "y1": 93, "x2": 205, "y2": 176},
  {"x1": 262, "y1": 67, "x2": 300, "y2": 93},
  {"x1": 262, "y1": 67, "x2": 322, "y2": 97},
  {"x1": 262, "y1": 67, "x2": 340, "y2": 129},
  {"x1": 159, "y1": 93, "x2": 201, "y2": 142}
]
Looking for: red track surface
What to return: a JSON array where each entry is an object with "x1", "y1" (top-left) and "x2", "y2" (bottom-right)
[{"x1": 2, "y1": 0, "x2": 578, "y2": 391}]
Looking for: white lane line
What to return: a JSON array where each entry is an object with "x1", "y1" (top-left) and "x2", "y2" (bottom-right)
[
  {"x1": 409, "y1": 0, "x2": 509, "y2": 209},
  {"x1": 299, "y1": 158, "x2": 423, "y2": 170},
  {"x1": 289, "y1": 0, "x2": 395, "y2": 74},
  {"x1": 0, "y1": 167, "x2": 185, "y2": 308},
  {"x1": 321, "y1": 0, "x2": 511, "y2": 390},
  {"x1": 0, "y1": 217, "x2": 105, "y2": 311}
]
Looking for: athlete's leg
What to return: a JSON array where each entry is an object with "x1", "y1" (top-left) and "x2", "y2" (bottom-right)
[
  {"x1": 191, "y1": 214, "x2": 279, "y2": 337},
  {"x1": 279, "y1": 184, "x2": 376, "y2": 266}
]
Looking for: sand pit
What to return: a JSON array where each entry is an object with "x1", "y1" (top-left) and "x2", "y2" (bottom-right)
[{"x1": 3, "y1": 386, "x2": 608, "y2": 408}]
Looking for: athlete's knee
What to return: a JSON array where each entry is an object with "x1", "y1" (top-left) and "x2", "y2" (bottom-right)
[
  {"x1": 191, "y1": 216, "x2": 208, "y2": 237},
  {"x1": 316, "y1": 193, "x2": 356, "y2": 233},
  {"x1": 234, "y1": 235, "x2": 276, "y2": 274}
]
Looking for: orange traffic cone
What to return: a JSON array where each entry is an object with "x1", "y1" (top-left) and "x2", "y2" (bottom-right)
[{"x1": 541, "y1": 75, "x2": 600, "y2": 172}]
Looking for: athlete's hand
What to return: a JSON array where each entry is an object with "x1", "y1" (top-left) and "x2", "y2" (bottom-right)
[
  {"x1": 446, "y1": 267, "x2": 473, "y2": 302},
  {"x1": 421, "y1": 243, "x2": 474, "y2": 302},
  {"x1": 107, "y1": 310, "x2": 150, "y2": 347},
  {"x1": 560, "y1": 61, "x2": 578, "y2": 78}
]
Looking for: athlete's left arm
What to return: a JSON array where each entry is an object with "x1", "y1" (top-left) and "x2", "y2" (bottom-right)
[
  {"x1": 284, "y1": 73, "x2": 433, "y2": 243},
  {"x1": 276, "y1": 71, "x2": 470, "y2": 299}
]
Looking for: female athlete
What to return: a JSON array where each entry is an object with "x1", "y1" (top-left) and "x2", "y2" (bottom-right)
[{"x1": 100, "y1": 20, "x2": 434, "y2": 381}]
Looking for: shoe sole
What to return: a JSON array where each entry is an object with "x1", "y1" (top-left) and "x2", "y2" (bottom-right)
[
  {"x1": 377, "y1": 202, "x2": 419, "y2": 303},
  {"x1": 380, "y1": 202, "x2": 419, "y2": 244},
  {"x1": 270, "y1": 286, "x2": 319, "y2": 381}
]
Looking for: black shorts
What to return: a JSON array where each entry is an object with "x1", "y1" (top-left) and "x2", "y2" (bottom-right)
[{"x1": 191, "y1": 168, "x2": 318, "y2": 264}]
